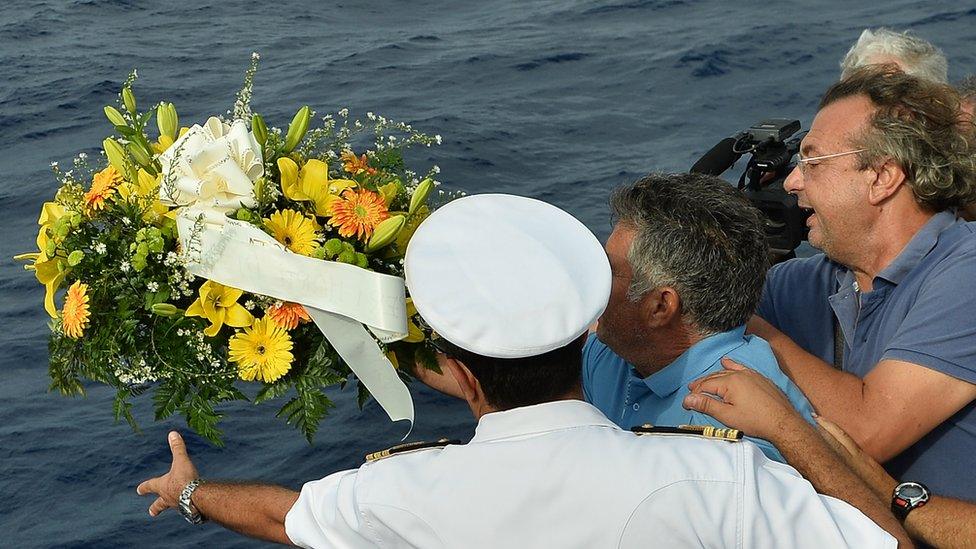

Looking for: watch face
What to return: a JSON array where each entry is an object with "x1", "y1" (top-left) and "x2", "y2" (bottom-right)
[{"x1": 900, "y1": 485, "x2": 924, "y2": 498}]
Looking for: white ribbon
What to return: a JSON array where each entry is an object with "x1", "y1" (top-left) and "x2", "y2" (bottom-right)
[{"x1": 159, "y1": 118, "x2": 414, "y2": 428}]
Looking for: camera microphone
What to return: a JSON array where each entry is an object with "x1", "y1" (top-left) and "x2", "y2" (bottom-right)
[{"x1": 690, "y1": 136, "x2": 743, "y2": 176}]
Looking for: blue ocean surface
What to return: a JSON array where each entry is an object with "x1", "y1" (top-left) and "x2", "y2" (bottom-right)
[{"x1": 1, "y1": 1, "x2": 974, "y2": 546}]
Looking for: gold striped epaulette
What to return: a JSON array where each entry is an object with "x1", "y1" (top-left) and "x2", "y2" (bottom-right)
[
  {"x1": 365, "y1": 438, "x2": 461, "y2": 462},
  {"x1": 631, "y1": 424, "x2": 743, "y2": 442}
]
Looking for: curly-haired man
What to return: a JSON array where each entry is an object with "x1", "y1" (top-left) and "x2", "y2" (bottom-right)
[{"x1": 749, "y1": 66, "x2": 976, "y2": 501}]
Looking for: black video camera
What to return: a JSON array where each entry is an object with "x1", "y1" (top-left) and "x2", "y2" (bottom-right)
[{"x1": 691, "y1": 119, "x2": 809, "y2": 261}]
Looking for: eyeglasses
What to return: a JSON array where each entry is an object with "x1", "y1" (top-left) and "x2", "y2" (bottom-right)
[{"x1": 794, "y1": 149, "x2": 866, "y2": 176}]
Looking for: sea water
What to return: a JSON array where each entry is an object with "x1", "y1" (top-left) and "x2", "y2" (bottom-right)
[{"x1": 1, "y1": 1, "x2": 974, "y2": 546}]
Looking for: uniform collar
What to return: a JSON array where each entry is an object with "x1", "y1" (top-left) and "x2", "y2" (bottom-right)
[
  {"x1": 645, "y1": 326, "x2": 748, "y2": 397},
  {"x1": 471, "y1": 400, "x2": 620, "y2": 443}
]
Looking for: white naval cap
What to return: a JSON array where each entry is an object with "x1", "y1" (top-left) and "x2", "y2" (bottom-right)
[{"x1": 404, "y1": 193, "x2": 611, "y2": 359}]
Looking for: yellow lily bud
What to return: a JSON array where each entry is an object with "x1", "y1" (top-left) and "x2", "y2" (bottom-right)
[
  {"x1": 127, "y1": 142, "x2": 152, "y2": 168},
  {"x1": 103, "y1": 138, "x2": 129, "y2": 175},
  {"x1": 122, "y1": 86, "x2": 136, "y2": 114},
  {"x1": 252, "y1": 114, "x2": 268, "y2": 146},
  {"x1": 104, "y1": 106, "x2": 126, "y2": 126},
  {"x1": 282, "y1": 105, "x2": 311, "y2": 153},
  {"x1": 150, "y1": 303, "x2": 181, "y2": 317},
  {"x1": 156, "y1": 102, "x2": 178, "y2": 140},
  {"x1": 378, "y1": 180, "x2": 400, "y2": 207},
  {"x1": 365, "y1": 215, "x2": 406, "y2": 253},
  {"x1": 409, "y1": 178, "x2": 434, "y2": 215}
]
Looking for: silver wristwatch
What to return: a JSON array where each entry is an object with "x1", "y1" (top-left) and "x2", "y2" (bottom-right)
[{"x1": 178, "y1": 479, "x2": 207, "y2": 524}]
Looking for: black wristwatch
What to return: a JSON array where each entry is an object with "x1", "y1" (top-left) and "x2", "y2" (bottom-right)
[{"x1": 891, "y1": 481, "x2": 930, "y2": 521}]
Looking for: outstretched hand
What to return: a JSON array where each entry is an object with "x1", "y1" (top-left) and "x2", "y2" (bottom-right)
[
  {"x1": 136, "y1": 431, "x2": 200, "y2": 517},
  {"x1": 682, "y1": 357, "x2": 804, "y2": 440}
]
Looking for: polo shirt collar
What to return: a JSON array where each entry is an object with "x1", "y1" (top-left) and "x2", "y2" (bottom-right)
[
  {"x1": 471, "y1": 400, "x2": 620, "y2": 443},
  {"x1": 645, "y1": 326, "x2": 748, "y2": 397},
  {"x1": 877, "y1": 211, "x2": 957, "y2": 285},
  {"x1": 833, "y1": 211, "x2": 958, "y2": 290}
]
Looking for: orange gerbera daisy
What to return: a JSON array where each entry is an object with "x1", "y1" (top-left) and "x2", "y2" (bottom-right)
[
  {"x1": 328, "y1": 188, "x2": 390, "y2": 240},
  {"x1": 62, "y1": 280, "x2": 91, "y2": 339},
  {"x1": 83, "y1": 166, "x2": 123, "y2": 215},
  {"x1": 341, "y1": 150, "x2": 377, "y2": 176},
  {"x1": 267, "y1": 301, "x2": 311, "y2": 330}
]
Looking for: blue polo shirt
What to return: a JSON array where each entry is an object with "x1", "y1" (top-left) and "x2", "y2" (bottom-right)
[
  {"x1": 758, "y1": 211, "x2": 976, "y2": 500},
  {"x1": 581, "y1": 327, "x2": 815, "y2": 463}
]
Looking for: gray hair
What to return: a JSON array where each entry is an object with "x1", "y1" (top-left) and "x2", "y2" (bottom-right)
[
  {"x1": 840, "y1": 28, "x2": 948, "y2": 84},
  {"x1": 609, "y1": 173, "x2": 769, "y2": 336},
  {"x1": 959, "y1": 75, "x2": 976, "y2": 103}
]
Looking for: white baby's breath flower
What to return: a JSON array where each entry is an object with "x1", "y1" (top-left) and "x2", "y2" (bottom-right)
[
  {"x1": 435, "y1": 134, "x2": 442, "y2": 145},
  {"x1": 146, "y1": 281, "x2": 159, "y2": 292},
  {"x1": 94, "y1": 242, "x2": 107, "y2": 254},
  {"x1": 244, "y1": 300, "x2": 256, "y2": 310},
  {"x1": 120, "y1": 260, "x2": 131, "y2": 273}
]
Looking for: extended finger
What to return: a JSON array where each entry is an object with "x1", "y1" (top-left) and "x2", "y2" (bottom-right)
[
  {"x1": 814, "y1": 416, "x2": 862, "y2": 454},
  {"x1": 720, "y1": 356, "x2": 750, "y2": 371},
  {"x1": 682, "y1": 393, "x2": 734, "y2": 423},
  {"x1": 689, "y1": 373, "x2": 734, "y2": 401},
  {"x1": 137, "y1": 478, "x2": 158, "y2": 497},
  {"x1": 168, "y1": 431, "x2": 189, "y2": 462},
  {"x1": 688, "y1": 370, "x2": 733, "y2": 393},
  {"x1": 148, "y1": 497, "x2": 169, "y2": 517}
]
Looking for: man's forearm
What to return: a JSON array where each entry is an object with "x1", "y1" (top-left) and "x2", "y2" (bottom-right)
[
  {"x1": 770, "y1": 419, "x2": 913, "y2": 548},
  {"x1": 749, "y1": 318, "x2": 884, "y2": 450},
  {"x1": 191, "y1": 482, "x2": 299, "y2": 545},
  {"x1": 904, "y1": 496, "x2": 976, "y2": 549}
]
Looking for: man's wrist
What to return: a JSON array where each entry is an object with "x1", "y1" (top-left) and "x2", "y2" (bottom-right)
[{"x1": 179, "y1": 478, "x2": 208, "y2": 524}]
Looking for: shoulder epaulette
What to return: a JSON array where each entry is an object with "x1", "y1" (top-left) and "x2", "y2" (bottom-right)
[
  {"x1": 365, "y1": 438, "x2": 461, "y2": 462},
  {"x1": 631, "y1": 423, "x2": 743, "y2": 442}
]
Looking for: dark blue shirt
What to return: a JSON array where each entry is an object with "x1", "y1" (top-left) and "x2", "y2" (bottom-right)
[
  {"x1": 758, "y1": 212, "x2": 976, "y2": 500},
  {"x1": 582, "y1": 327, "x2": 816, "y2": 462}
]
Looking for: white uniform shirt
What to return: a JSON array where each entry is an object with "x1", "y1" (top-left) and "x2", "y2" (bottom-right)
[{"x1": 285, "y1": 400, "x2": 894, "y2": 548}]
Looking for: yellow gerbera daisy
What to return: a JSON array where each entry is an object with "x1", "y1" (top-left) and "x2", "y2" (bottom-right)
[
  {"x1": 328, "y1": 189, "x2": 390, "y2": 240},
  {"x1": 229, "y1": 317, "x2": 294, "y2": 383},
  {"x1": 83, "y1": 166, "x2": 122, "y2": 215},
  {"x1": 62, "y1": 280, "x2": 91, "y2": 339},
  {"x1": 264, "y1": 209, "x2": 321, "y2": 256},
  {"x1": 267, "y1": 301, "x2": 311, "y2": 330}
]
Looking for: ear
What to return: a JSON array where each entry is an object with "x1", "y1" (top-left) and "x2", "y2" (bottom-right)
[
  {"x1": 638, "y1": 286, "x2": 682, "y2": 328},
  {"x1": 867, "y1": 158, "x2": 906, "y2": 206},
  {"x1": 441, "y1": 355, "x2": 480, "y2": 403}
]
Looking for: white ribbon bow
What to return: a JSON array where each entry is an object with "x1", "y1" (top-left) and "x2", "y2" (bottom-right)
[{"x1": 159, "y1": 117, "x2": 414, "y2": 429}]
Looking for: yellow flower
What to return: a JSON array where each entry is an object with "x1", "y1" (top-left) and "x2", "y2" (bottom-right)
[
  {"x1": 266, "y1": 301, "x2": 311, "y2": 330},
  {"x1": 264, "y1": 209, "x2": 321, "y2": 256},
  {"x1": 341, "y1": 150, "x2": 377, "y2": 176},
  {"x1": 151, "y1": 126, "x2": 189, "y2": 155},
  {"x1": 276, "y1": 157, "x2": 357, "y2": 217},
  {"x1": 62, "y1": 280, "x2": 91, "y2": 339},
  {"x1": 116, "y1": 169, "x2": 169, "y2": 223},
  {"x1": 185, "y1": 280, "x2": 254, "y2": 337},
  {"x1": 404, "y1": 298, "x2": 425, "y2": 343},
  {"x1": 328, "y1": 189, "x2": 390, "y2": 240},
  {"x1": 13, "y1": 201, "x2": 68, "y2": 317},
  {"x1": 83, "y1": 166, "x2": 122, "y2": 215},
  {"x1": 229, "y1": 317, "x2": 294, "y2": 382}
]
